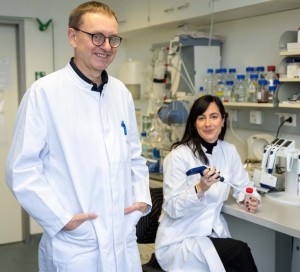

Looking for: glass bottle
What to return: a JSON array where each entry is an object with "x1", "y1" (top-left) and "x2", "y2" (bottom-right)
[
  {"x1": 228, "y1": 68, "x2": 237, "y2": 84},
  {"x1": 256, "y1": 66, "x2": 265, "y2": 79},
  {"x1": 245, "y1": 66, "x2": 255, "y2": 84},
  {"x1": 215, "y1": 81, "x2": 225, "y2": 100},
  {"x1": 204, "y1": 68, "x2": 214, "y2": 95},
  {"x1": 140, "y1": 131, "x2": 153, "y2": 159},
  {"x1": 246, "y1": 74, "x2": 259, "y2": 102},
  {"x1": 233, "y1": 74, "x2": 247, "y2": 102},
  {"x1": 268, "y1": 85, "x2": 276, "y2": 103},
  {"x1": 256, "y1": 79, "x2": 268, "y2": 103},
  {"x1": 265, "y1": 65, "x2": 278, "y2": 87},
  {"x1": 223, "y1": 80, "x2": 234, "y2": 102}
]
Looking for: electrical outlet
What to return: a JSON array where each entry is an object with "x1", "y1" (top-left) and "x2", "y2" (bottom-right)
[
  {"x1": 249, "y1": 111, "x2": 262, "y2": 124},
  {"x1": 275, "y1": 112, "x2": 296, "y2": 127},
  {"x1": 228, "y1": 109, "x2": 237, "y2": 122}
]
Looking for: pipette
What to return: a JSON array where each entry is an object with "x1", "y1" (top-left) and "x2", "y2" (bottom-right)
[{"x1": 186, "y1": 166, "x2": 244, "y2": 194}]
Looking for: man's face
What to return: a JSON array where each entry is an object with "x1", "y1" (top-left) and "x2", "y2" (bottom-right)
[{"x1": 68, "y1": 12, "x2": 119, "y2": 80}]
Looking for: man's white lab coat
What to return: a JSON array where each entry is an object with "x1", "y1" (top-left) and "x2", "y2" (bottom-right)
[
  {"x1": 6, "y1": 63, "x2": 152, "y2": 272},
  {"x1": 155, "y1": 142, "x2": 260, "y2": 271}
]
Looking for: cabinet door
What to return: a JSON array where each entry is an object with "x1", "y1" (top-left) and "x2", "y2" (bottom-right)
[
  {"x1": 149, "y1": 0, "x2": 273, "y2": 27},
  {"x1": 0, "y1": 23, "x2": 22, "y2": 244},
  {"x1": 149, "y1": 0, "x2": 209, "y2": 26},
  {"x1": 112, "y1": 0, "x2": 149, "y2": 33}
]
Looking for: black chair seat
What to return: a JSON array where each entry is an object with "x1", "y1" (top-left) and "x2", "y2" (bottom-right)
[{"x1": 137, "y1": 187, "x2": 165, "y2": 272}]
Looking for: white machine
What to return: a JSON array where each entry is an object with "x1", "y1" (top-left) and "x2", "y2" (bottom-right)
[
  {"x1": 167, "y1": 34, "x2": 222, "y2": 97},
  {"x1": 257, "y1": 137, "x2": 300, "y2": 206}
]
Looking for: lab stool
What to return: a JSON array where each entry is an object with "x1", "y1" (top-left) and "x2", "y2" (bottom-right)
[{"x1": 136, "y1": 187, "x2": 165, "y2": 272}]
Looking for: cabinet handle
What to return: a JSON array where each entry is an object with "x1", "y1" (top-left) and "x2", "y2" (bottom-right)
[
  {"x1": 118, "y1": 20, "x2": 127, "y2": 24},
  {"x1": 164, "y1": 7, "x2": 175, "y2": 13},
  {"x1": 177, "y1": 2, "x2": 190, "y2": 10}
]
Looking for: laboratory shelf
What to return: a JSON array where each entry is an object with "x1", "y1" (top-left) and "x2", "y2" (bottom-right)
[
  {"x1": 224, "y1": 102, "x2": 300, "y2": 109},
  {"x1": 279, "y1": 77, "x2": 300, "y2": 82},
  {"x1": 224, "y1": 102, "x2": 273, "y2": 108},
  {"x1": 279, "y1": 50, "x2": 300, "y2": 56},
  {"x1": 278, "y1": 103, "x2": 300, "y2": 108}
]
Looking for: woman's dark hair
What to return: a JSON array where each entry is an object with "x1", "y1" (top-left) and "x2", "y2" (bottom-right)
[{"x1": 171, "y1": 95, "x2": 228, "y2": 165}]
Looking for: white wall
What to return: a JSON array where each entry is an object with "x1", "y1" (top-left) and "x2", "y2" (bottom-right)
[
  {"x1": 1, "y1": 1, "x2": 300, "y2": 156},
  {"x1": 0, "y1": 0, "x2": 127, "y2": 72}
]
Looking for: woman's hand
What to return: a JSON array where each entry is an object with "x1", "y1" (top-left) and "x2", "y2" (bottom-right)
[
  {"x1": 244, "y1": 196, "x2": 259, "y2": 213},
  {"x1": 196, "y1": 166, "x2": 222, "y2": 193}
]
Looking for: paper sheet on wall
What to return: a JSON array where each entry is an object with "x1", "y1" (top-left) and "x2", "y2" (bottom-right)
[
  {"x1": 0, "y1": 113, "x2": 5, "y2": 145},
  {"x1": 0, "y1": 90, "x2": 4, "y2": 113},
  {"x1": 0, "y1": 57, "x2": 9, "y2": 89}
]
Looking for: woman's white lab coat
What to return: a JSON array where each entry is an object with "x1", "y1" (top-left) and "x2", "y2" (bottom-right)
[
  {"x1": 155, "y1": 141, "x2": 259, "y2": 272},
  {"x1": 6, "y1": 63, "x2": 152, "y2": 272}
]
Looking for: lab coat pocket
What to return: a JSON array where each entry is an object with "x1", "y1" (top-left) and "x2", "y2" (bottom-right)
[
  {"x1": 125, "y1": 210, "x2": 143, "y2": 242},
  {"x1": 62, "y1": 220, "x2": 98, "y2": 249}
]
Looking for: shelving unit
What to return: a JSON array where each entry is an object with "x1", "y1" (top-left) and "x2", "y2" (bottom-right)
[
  {"x1": 277, "y1": 34, "x2": 300, "y2": 108},
  {"x1": 224, "y1": 102, "x2": 273, "y2": 108}
]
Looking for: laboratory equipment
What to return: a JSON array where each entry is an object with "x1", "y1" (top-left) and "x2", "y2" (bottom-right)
[
  {"x1": 186, "y1": 165, "x2": 246, "y2": 194},
  {"x1": 118, "y1": 60, "x2": 148, "y2": 100},
  {"x1": 166, "y1": 34, "x2": 222, "y2": 98},
  {"x1": 257, "y1": 137, "x2": 300, "y2": 205},
  {"x1": 157, "y1": 100, "x2": 188, "y2": 126},
  {"x1": 247, "y1": 134, "x2": 274, "y2": 161}
]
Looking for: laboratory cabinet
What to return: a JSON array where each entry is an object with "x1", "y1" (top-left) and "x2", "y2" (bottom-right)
[
  {"x1": 225, "y1": 33, "x2": 300, "y2": 110},
  {"x1": 148, "y1": 0, "x2": 276, "y2": 27},
  {"x1": 110, "y1": 0, "x2": 149, "y2": 33},
  {"x1": 113, "y1": 0, "x2": 300, "y2": 34},
  {"x1": 148, "y1": 0, "x2": 209, "y2": 27}
]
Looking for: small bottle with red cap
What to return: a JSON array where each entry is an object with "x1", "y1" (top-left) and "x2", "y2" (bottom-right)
[
  {"x1": 265, "y1": 65, "x2": 278, "y2": 88},
  {"x1": 244, "y1": 187, "x2": 254, "y2": 211}
]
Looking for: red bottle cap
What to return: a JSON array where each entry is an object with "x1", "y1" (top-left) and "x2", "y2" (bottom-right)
[
  {"x1": 267, "y1": 65, "x2": 276, "y2": 71},
  {"x1": 246, "y1": 187, "x2": 253, "y2": 194}
]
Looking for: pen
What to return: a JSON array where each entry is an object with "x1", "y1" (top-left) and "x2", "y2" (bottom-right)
[{"x1": 121, "y1": 120, "x2": 127, "y2": 135}]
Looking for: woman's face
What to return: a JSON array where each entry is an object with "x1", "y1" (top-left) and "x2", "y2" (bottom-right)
[{"x1": 195, "y1": 102, "x2": 224, "y2": 143}]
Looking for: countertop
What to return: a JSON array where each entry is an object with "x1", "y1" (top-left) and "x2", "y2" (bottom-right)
[
  {"x1": 223, "y1": 194, "x2": 300, "y2": 239},
  {"x1": 149, "y1": 174, "x2": 300, "y2": 239}
]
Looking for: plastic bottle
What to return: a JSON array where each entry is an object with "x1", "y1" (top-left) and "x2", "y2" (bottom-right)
[
  {"x1": 223, "y1": 80, "x2": 234, "y2": 102},
  {"x1": 244, "y1": 187, "x2": 253, "y2": 210},
  {"x1": 233, "y1": 74, "x2": 247, "y2": 102},
  {"x1": 257, "y1": 79, "x2": 269, "y2": 103},
  {"x1": 246, "y1": 74, "x2": 259, "y2": 102},
  {"x1": 265, "y1": 65, "x2": 278, "y2": 87},
  {"x1": 204, "y1": 68, "x2": 215, "y2": 95}
]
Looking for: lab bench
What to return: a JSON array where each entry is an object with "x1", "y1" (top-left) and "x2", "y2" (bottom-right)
[{"x1": 146, "y1": 174, "x2": 300, "y2": 271}]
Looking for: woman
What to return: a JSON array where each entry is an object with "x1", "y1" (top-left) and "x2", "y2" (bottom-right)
[{"x1": 155, "y1": 95, "x2": 260, "y2": 272}]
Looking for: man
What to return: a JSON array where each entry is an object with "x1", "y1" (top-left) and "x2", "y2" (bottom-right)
[{"x1": 6, "y1": 2, "x2": 151, "y2": 271}]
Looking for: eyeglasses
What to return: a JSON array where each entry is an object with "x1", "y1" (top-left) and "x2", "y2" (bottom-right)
[{"x1": 73, "y1": 28, "x2": 122, "y2": 48}]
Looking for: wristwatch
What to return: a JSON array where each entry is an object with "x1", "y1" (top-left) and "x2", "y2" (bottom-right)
[{"x1": 195, "y1": 185, "x2": 204, "y2": 199}]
